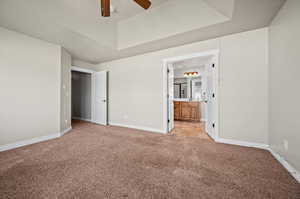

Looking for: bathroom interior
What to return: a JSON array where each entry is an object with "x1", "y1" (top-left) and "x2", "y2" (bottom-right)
[{"x1": 171, "y1": 56, "x2": 212, "y2": 138}]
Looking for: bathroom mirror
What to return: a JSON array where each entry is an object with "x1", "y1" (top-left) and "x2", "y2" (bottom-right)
[
  {"x1": 174, "y1": 78, "x2": 188, "y2": 98},
  {"x1": 174, "y1": 77, "x2": 202, "y2": 100}
]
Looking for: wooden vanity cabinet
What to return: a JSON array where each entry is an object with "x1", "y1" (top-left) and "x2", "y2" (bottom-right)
[
  {"x1": 174, "y1": 101, "x2": 200, "y2": 122},
  {"x1": 174, "y1": 101, "x2": 181, "y2": 120}
]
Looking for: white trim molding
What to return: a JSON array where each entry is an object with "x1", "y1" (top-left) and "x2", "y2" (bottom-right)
[
  {"x1": 71, "y1": 67, "x2": 95, "y2": 123},
  {"x1": 162, "y1": 50, "x2": 220, "y2": 139},
  {"x1": 0, "y1": 127, "x2": 73, "y2": 152},
  {"x1": 0, "y1": 123, "x2": 298, "y2": 183},
  {"x1": 109, "y1": 122, "x2": 166, "y2": 134},
  {"x1": 60, "y1": 127, "x2": 72, "y2": 136},
  {"x1": 0, "y1": 133, "x2": 61, "y2": 152},
  {"x1": 267, "y1": 148, "x2": 300, "y2": 183},
  {"x1": 215, "y1": 138, "x2": 269, "y2": 150},
  {"x1": 214, "y1": 137, "x2": 299, "y2": 183},
  {"x1": 71, "y1": 66, "x2": 94, "y2": 74}
]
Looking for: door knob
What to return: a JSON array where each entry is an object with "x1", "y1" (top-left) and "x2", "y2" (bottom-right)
[{"x1": 102, "y1": 100, "x2": 106, "y2": 102}]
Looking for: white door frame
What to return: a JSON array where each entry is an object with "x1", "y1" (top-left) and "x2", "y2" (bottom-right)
[
  {"x1": 162, "y1": 50, "x2": 220, "y2": 140},
  {"x1": 71, "y1": 66, "x2": 95, "y2": 123}
]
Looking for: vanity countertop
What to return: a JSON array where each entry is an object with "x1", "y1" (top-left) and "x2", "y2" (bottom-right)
[{"x1": 173, "y1": 98, "x2": 203, "y2": 102}]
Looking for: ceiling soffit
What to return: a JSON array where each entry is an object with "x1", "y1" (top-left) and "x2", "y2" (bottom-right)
[
  {"x1": 0, "y1": 0, "x2": 285, "y2": 63},
  {"x1": 117, "y1": 0, "x2": 234, "y2": 50}
]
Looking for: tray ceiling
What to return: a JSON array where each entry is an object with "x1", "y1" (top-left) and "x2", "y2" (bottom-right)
[{"x1": 0, "y1": 0, "x2": 285, "y2": 63}]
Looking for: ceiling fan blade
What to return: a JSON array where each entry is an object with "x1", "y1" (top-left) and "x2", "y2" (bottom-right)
[
  {"x1": 101, "y1": 0, "x2": 110, "y2": 17},
  {"x1": 133, "y1": 0, "x2": 152, "y2": 9}
]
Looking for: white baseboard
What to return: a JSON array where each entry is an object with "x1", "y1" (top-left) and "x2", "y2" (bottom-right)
[
  {"x1": 72, "y1": 117, "x2": 92, "y2": 122},
  {"x1": 215, "y1": 137, "x2": 269, "y2": 150},
  {"x1": 215, "y1": 137, "x2": 299, "y2": 183},
  {"x1": 267, "y1": 148, "x2": 300, "y2": 183},
  {"x1": 0, "y1": 123, "x2": 298, "y2": 183},
  {"x1": 0, "y1": 133, "x2": 61, "y2": 152},
  {"x1": 109, "y1": 122, "x2": 166, "y2": 134},
  {"x1": 0, "y1": 126, "x2": 73, "y2": 152},
  {"x1": 61, "y1": 127, "x2": 72, "y2": 136}
]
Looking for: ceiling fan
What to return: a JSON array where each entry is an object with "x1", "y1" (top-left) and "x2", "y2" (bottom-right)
[{"x1": 101, "y1": 0, "x2": 152, "y2": 17}]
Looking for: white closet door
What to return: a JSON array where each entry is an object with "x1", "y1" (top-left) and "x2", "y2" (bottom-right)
[{"x1": 93, "y1": 71, "x2": 107, "y2": 125}]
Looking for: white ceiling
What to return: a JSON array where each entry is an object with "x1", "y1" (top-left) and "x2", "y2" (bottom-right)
[
  {"x1": 118, "y1": 0, "x2": 230, "y2": 49},
  {"x1": 0, "y1": 0, "x2": 285, "y2": 64},
  {"x1": 111, "y1": 0, "x2": 169, "y2": 20}
]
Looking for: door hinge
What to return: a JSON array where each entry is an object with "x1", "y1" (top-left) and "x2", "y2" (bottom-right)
[
  {"x1": 168, "y1": 119, "x2": 170, "y2": 123},
  {"x1": 167, "y1": 69, "x2": 170, "y2": 73}
]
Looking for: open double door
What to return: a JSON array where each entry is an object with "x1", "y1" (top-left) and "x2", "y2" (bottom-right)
[{"x1": 166, "y1": 52, "x2": 218, "y2": 140}]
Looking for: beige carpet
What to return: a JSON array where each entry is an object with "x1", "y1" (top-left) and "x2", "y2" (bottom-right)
[{"x1": 0, "y1": 120, "x2": 299, "y2": 199}]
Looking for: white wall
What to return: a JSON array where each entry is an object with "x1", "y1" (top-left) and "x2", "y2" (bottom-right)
[
  {"x1": 219, "y1": 29, "x2": 269, "y2": 144},
  {"x1": 96, "y1": 28, "x2": 269, "y2": 145},
  {"x1": 97, "y1": 38, "x2": 219, "y2": 132},
  {"x1": 269, "y1": 0, "x2": 300, "y2": 171},
  {"x1": 0, "y1": 27, "x2": 61, "y2": 146}
]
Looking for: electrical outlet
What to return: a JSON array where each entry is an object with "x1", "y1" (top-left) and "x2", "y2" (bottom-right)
[{"x1": 283, "y1": 140, "x2": 289, "y2": 151}]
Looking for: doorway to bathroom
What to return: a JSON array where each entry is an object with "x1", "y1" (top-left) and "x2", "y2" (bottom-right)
[{"x1": 163, "y1": 50, "x2": 219, "y2": 140}]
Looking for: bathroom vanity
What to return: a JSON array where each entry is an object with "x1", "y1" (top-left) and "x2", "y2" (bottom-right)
[
  {"x1": 174, "y1": 100, "x2": 201, "y2": 122},
  {"x1": 173, "y1": 76, "x2": 203, "y2": 122}
]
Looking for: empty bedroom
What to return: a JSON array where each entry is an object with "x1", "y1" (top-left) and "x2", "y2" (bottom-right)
[{"x1": 0, "y1": 0, "x2": 299, "y2": 198}]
